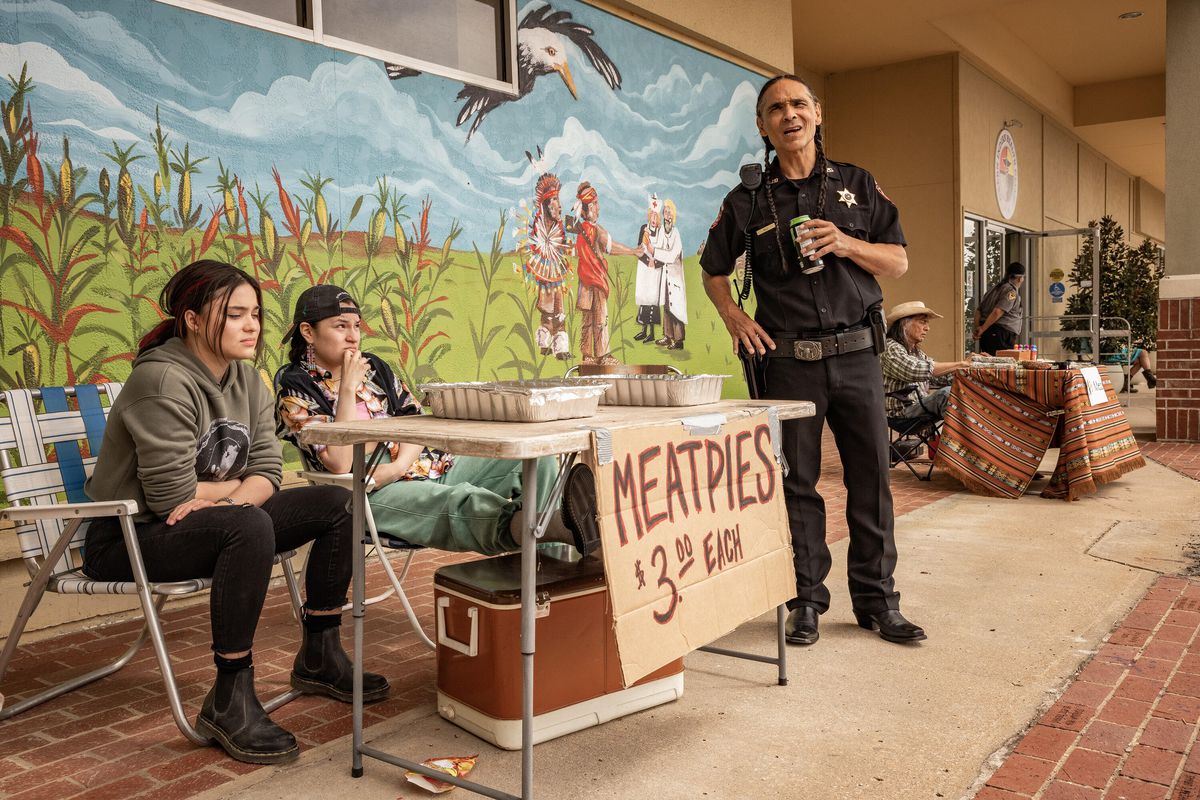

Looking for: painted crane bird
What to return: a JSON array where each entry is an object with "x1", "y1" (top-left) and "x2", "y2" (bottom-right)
[{"x1": 388, "y1": 4, "x2": 622, "y2": 141}]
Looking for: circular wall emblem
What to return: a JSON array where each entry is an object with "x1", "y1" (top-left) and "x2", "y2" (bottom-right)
[{"x1": 994, "y1": 129, "x2": 1019, "y2": 220}]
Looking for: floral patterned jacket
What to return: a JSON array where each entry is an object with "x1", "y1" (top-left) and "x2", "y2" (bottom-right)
[{"x1": 274, "y1": 353, "x2": 453, "y2": 480}]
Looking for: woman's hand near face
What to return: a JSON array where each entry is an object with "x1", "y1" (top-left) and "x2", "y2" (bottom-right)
[{"x1": 340, "y1": 349, "x2": 369, "y2": 399}]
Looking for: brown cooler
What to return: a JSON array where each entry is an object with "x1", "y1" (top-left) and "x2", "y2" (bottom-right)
[{"x1": 434, "y1": 551, "x2": 685, "y2": 750}]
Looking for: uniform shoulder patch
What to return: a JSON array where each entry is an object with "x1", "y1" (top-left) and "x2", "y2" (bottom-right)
[
  {"x1": 709, "y1": 204, "x2": 724, "y2": 231},
  {"x1": 1006, "y1": 291, "x2": 1016, "y2": 301},
  {"x1": 875, "y1": 181, "x2": 892, "y2": 203}
]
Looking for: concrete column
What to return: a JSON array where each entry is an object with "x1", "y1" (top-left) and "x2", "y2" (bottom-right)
[{"x1": 1158, "y1": 0, "x2": 1200, "y2": 441}]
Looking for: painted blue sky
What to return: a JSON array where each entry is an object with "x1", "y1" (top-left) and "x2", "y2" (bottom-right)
[{"x1": 0, "y1": 0, "x2": 763, "y2": 250}]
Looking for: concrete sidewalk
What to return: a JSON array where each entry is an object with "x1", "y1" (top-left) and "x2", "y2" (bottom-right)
[{"x1": 196, "y1": 457, "x2": 1200, "y2": 800}]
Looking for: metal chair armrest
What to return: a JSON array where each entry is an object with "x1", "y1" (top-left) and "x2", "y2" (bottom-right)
[
  {"x1": 0, "y1": 499, "x2": 139, "y2": 522},
  {"x1": 297, "y1": 470, "x2": 377, "y2": 491}
]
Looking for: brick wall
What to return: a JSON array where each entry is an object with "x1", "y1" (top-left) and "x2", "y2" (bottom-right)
[{"x1": 1157, "y1": 296, "x2": 1200, "y2": 441}]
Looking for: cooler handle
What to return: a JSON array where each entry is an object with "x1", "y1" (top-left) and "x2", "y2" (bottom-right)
[{"x1": 437, "y1": 596, "x2": 479, "y2": 657}]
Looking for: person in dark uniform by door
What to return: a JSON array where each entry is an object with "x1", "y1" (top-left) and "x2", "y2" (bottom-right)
[
  {"x1": 975, "y1": 261, "x2": 1025, "y2": 355},
  {"x1": 700, "y1": 74, "x2": 926, "y2": 646}
]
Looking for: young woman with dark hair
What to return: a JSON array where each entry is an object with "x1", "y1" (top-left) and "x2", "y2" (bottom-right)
[{"x1": 83, "y1": 260, "x2": 388, "y2": 766}]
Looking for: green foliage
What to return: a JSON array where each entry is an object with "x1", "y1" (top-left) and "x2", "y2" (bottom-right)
[{"x1": 1061, "y1": 215, "x2": 1164, "y2": 355}]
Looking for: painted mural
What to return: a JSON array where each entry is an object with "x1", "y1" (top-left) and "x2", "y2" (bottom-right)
[{"x1": 0, "y1": 0, "x2": 763, "y2": 393}]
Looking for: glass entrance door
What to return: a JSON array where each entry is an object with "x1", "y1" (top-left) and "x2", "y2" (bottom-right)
[{"x1": 963, "y1": 215, "x2": 1034, "y2": 353}]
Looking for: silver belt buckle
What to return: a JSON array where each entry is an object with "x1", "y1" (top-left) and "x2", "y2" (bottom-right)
[{"x1": 793, "y1": 340, "x2": 823, "y2": 361}]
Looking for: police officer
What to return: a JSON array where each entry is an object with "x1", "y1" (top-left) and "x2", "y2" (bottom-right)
[
  {"x1": 975, "y1": 262, "x2": 1025, "y2": 355},
  {"x1": 701, "y1": 74, "x2": 925, "y2": 646}
]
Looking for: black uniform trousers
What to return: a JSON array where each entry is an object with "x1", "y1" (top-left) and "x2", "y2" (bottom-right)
[
  {"x1": 763, "y1": 348, "x2": 900, "y2": 615},
  {"x1": 980, "y1": 326, "x2": 1017, "y2": 356}
]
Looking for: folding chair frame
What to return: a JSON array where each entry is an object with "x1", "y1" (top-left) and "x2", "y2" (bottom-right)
[
  {"x1": 0, "y1": 385, "x2": 305, "y2": 744},
  {"x1": 300, "y1": 469, "x2": 435, "y2": 650},
  {"x1": 885, "y1": 384, "x2": 942, "y2": 482},
  {"x1": 887, "y1": 415, "x2": 942, "y2": 481}
]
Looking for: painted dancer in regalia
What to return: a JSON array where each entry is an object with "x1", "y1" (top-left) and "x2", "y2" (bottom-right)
[{"x1": 516, "y1": 173, "x2": 573, "y2": 360}]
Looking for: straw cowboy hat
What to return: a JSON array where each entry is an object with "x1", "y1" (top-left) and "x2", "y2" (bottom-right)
[{"x1": 886, "y1": 301, "x2": 944, "y2": 325}]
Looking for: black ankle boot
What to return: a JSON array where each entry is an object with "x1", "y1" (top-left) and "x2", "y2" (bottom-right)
[
  {"x1": 1144, "y1": 369, "x2": 1157, "y2": 389},
  {"x1": 291, "y1": 623, "x2": 390, "y2": 704},
  {"x1": 195, "y1": 667, "x2": 299, "y2": 765}
]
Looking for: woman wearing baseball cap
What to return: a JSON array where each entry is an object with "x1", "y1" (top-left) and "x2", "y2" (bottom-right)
[{"x1": 275, "y1": 285, "x2": 599, "y2": 558}]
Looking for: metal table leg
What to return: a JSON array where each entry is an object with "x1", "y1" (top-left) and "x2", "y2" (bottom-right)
[
  {"x1": 696, "y1": 603, "x2": 790, "y2": 686},
  {"x1": 519, "y1": 457, "x2": 538, "y2": 799},
  {"x1": 352, "y1": 442, "x2": 366, "y2": 778}
]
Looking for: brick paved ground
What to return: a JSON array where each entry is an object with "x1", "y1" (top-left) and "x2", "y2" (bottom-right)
[
  {"x1": 0, "y1": 430, "x2": 954, "y2": 799},
  {"x1": 978, "y1": 575, "x2": 1200, "y2": 800},
  {"x1": 1142, "y1": 442, "x2": 1200, "y2": 483}
]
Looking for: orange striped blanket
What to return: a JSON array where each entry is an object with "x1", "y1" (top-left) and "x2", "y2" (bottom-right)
[{"x1": 936, "y1": 367, "x2": 1144, "y2": 500}]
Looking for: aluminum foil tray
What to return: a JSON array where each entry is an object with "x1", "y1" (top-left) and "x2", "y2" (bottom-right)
[
  {"x1": 569, "y1": 374, "x2": 727, "y2": 407},
  {"x1": 419, "y1": 380, "x2": 608, "y2": 422}
]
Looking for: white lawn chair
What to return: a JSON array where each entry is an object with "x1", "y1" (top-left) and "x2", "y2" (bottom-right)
[{"x1": 0, "y1": 384, "x2": 305, "y2": 743}]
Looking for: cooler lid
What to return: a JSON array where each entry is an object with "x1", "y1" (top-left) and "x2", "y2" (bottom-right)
[{"x1": 434, "y1": 552, "x2": 606, "y2": 604}]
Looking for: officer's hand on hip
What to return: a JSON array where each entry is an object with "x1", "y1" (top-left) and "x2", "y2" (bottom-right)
[{"x1": 719, "y1": 307, "x2": 775, "y2": 356}]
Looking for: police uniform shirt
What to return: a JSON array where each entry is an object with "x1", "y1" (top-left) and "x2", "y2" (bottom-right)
[
  {"x1": 700, "y1": 159, "x2": 905, "y2": 334},
  {"x1": 979, "y1": 279, "x2": 1023, "y2": 333}
]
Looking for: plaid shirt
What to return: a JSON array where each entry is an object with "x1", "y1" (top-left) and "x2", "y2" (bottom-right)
[{"x1": 880, "y1": 338, "x2": 951, "y2": 416}]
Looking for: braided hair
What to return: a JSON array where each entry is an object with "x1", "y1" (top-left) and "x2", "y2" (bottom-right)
[{"x1": 756, "y1": 75, "x2": 829, "y2": 272}]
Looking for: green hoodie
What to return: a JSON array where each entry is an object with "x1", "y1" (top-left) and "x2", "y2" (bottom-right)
[{"x1": 85, "y1": 337, "x2": 282, "y2": 522}]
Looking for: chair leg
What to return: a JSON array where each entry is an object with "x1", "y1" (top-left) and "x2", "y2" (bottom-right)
[
  {"x1": 279, "y1": 552, "x2": 304, "y2": 624},
  {"x1": 361, "y1": 505, "x2": 435, "y2": 649},
  {"x1": 0, "y1": 520, "x2": 109, "y2": 720}
]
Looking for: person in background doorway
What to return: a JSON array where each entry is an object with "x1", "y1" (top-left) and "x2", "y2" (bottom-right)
[{"x1": 975, "y1": 261, "x2": 1025, "y2": 354}]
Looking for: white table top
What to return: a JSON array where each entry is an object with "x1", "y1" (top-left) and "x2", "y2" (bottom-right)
[{"x1": 298, "y1": 399, "x2": 815, "y2": 459}]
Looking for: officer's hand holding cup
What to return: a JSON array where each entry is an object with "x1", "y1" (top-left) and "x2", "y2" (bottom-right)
[{"x1": 790, "y1": 215, "x2": 825, "y2": 274}]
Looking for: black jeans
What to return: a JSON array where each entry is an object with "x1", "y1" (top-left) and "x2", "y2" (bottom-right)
[
  {"x1": 763, "y1": 349, "x2": 900, "y2": 616},
  {"x1": 980, "y1": 327, "x2": 1017, "y2": 355},
  {"x1": 83, "y1": 485, "x2": 353, "y2": 653}
]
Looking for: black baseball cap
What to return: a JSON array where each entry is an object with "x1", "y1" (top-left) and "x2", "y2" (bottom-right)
[{"x1": 280, "y1": 284, "x2": 360, "y2": 343}]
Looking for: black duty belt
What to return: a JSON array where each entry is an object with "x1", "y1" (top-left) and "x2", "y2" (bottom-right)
[{"x1": 767, "y1": 326, "x2": 875, "y2": 361}]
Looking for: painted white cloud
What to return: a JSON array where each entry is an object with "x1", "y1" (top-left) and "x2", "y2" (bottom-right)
[
  {"x1": 0, "y1": 0, "x2": 210, "y2": 99},
  {"x1": 680, "y1": 80, "x2": 759, "y2": 164},
  {"x1": 43, "y1": 119, "x2": 141, "y2": 142},
  {"x1": 0, "y1": 41, "x2": 125, "y2": 109}
]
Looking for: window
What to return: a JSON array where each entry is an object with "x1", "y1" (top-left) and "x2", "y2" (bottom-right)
[{"x1": 155, "y1": 0, "x2": 515, "y2": 92}]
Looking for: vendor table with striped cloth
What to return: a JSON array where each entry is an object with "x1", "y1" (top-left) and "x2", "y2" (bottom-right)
[{"x1": 936, "y1": 366, "x2": 1145, "y2": 500}]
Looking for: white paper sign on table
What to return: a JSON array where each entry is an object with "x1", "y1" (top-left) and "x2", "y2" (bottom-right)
[{"x1": 1079, "y1": 366, "x2": 1108, "y2": 406}]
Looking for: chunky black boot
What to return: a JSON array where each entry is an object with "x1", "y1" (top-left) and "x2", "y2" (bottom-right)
[
  {"x1": 291, "y1": 619, "x2": 390, "y2": 704},
  {"x1": 195, "y1": 667, "x2": 299, "y2": 765},
  {"x1": 1144, "y1": 369, "x2": 1158, "y2": 389}
]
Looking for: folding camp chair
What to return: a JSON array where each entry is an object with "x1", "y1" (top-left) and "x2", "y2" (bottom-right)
[
  {"x1": 0, "y1": 384, "x2": 305, "y2": 743},
  {"x1": 297, "y1": 465, "x2": 434, "y2": 650},
  {"x1": 885, "y1": 385, "x2": 943, "y2": 482}
]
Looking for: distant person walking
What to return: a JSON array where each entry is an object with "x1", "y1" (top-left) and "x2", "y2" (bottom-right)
[{"x1": 975, "y1": 261, "x2": 1025, "y2": 355}]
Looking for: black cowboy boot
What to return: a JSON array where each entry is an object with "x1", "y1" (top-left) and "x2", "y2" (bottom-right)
[
  {"x1": 642, "y1": 324, "x2": 656, "y2": 344},
  {"x1": 195, "y1": 667, "x2": 299, "y2": 765},
  {"x1": 291, "y1": 615, "x2": 390, "y2": 703},
  {"x1": 633, "y1": 323, "x2": 648, "y2": 341}
]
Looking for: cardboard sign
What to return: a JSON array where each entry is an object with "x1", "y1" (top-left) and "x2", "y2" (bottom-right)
[{"x1": 588, "y1": 411, "x2": 795, "y2": 685}]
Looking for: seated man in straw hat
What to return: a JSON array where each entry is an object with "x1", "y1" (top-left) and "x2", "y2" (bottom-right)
[{"x1": 880, "y1": 301, "x2": 973, "y2": 420}]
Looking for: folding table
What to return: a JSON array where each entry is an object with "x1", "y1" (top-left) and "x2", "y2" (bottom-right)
[{"x1": 298, "y1": 398, "x2": 814, "y2": 799}]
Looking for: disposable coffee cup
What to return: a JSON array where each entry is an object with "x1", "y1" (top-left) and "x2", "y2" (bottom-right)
[{"x1": 790, "y1": 215, "x2": 825, "y2": 274}]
